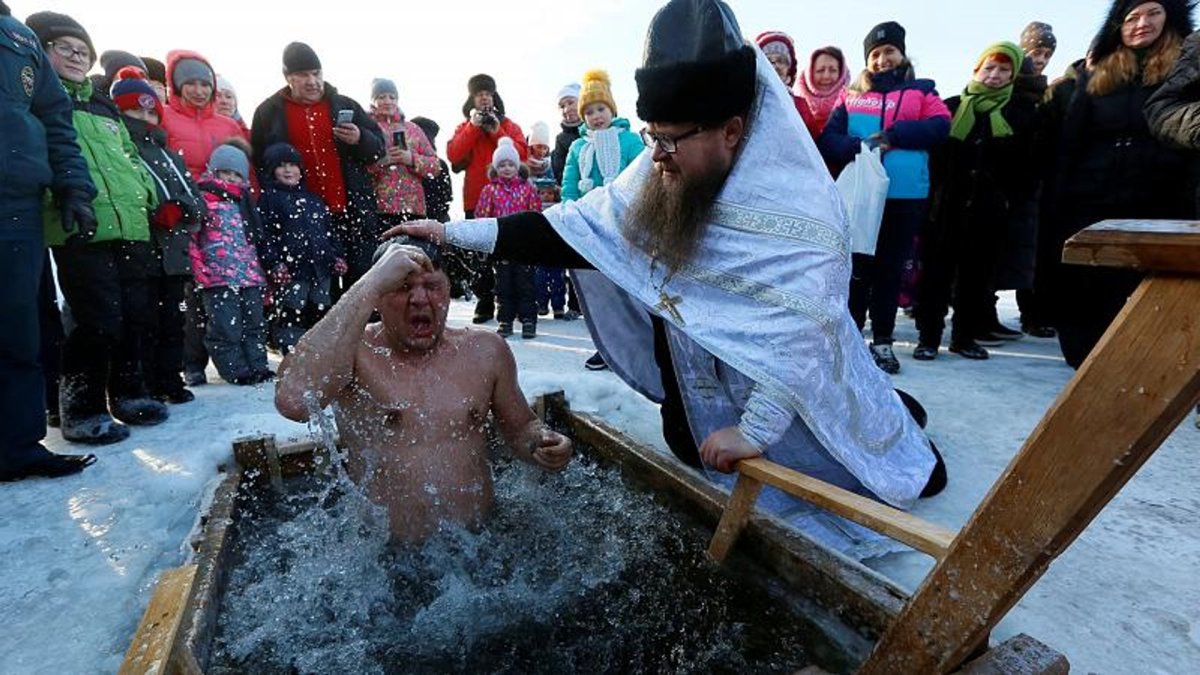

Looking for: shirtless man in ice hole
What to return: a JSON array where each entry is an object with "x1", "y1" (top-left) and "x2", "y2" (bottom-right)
[{"x1": 275, "y1": 242, "x2": 573, "y2": 543}]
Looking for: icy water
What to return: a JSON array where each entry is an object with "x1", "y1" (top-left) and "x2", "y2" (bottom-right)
[{"x1": 209, "y1": 452, "x2": 862, "y2": 674}]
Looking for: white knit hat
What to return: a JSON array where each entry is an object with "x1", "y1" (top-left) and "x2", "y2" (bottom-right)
[
  {"x1": 529, "y1": 121, "x2": 551, "y2": 147},
  {"x1": 556, "y1": 82, "x2": 581, "y2": 104},
  {"x1": 492, "y1": 136, "x2": 520, "y2": 169}
]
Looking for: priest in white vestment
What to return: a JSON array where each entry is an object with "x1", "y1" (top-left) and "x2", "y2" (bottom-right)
[{"x1": 392, "y1": 0, "x2": 946, "y2": 557}]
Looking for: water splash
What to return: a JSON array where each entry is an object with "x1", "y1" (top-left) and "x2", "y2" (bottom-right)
[{"x1": 211, "y1": 456, "x2": 856, "y2": 673}]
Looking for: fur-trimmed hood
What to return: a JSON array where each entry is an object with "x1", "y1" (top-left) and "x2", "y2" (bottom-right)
[{"x1": 1092, "y1": 0, "x2": 1195, "y2": 62}]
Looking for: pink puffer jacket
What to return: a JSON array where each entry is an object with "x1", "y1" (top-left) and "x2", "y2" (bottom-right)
[{"x1": 161, "y1": 50, "x2": 248, "y2": 179}]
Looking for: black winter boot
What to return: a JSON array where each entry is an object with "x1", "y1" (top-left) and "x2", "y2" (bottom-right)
[
  {"x1": 61, "y1": 413, "x2": 130, "y2": 445},
  {"x1": 110, "y1": 397, "x2": 170, "y2": 426}
]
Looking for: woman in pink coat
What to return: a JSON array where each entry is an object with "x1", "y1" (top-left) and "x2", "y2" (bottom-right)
[{"x1": 160, "y1": 50, "x2": 247, "y2": 179}]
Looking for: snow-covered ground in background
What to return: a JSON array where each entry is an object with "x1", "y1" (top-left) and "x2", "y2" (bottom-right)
[{"x1": 1, "y1": 294, "x2": 1196, "y2": 673}]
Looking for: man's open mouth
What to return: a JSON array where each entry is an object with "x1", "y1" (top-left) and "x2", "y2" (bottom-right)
[{"x1": 409, "y1": 316, "x2": 434, "y2": 337}]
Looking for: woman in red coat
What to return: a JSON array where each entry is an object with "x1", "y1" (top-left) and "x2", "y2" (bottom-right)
[{"x1": 160, "y1": 50, "x2": 247, "y2": 180}]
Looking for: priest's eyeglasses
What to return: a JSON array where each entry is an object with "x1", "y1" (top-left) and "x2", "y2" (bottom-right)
[
  {"x1": 48, "y1": 41, "x2": 91, "y2": 62},
  {"x1": 640, "y1": 127, "x2": 705, "y2": 154}
]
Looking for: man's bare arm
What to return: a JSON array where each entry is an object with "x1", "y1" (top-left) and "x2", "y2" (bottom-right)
[
  {"x1": 275, "y1": 245, "x2": 431, "y2": 421},
  {"x1": 488, "y1": 336, "x2": 573, "y2": 472}
]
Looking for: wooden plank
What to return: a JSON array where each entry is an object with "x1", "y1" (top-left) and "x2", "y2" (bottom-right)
[
  {"x1": 860, "y1": 273, "x2": 1200, "y2": 674},
  {"x1": 706, "y1": 473, "x2": 764, "y2": 561},
  {"x1": 234, "y1": 435, "x2": 342, "y2": 482},
  {"x1": 118, "y1": 565, "x2": 199, "y2": 675},
  {"x1": 738, "y1": 458, "x2": 956, "y2": 560},
  {"x1": 181, "y1": 469, "x2": 242, "y2": 670},
  {"x1": 1063, "y1": 219, "x2": 1200, "y2": 273},
  {"x1": 956, "y1": 634, "x2": 1069, "y2": 675}
]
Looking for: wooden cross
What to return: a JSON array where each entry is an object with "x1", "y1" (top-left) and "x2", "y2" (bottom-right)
[{"x1": 656, "y1": 291, "x2": 685, "y2": 325}]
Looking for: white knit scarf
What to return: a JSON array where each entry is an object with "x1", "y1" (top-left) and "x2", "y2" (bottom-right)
[{"x1": 576, "y1": 126, "x2": 622, "y2": 195}]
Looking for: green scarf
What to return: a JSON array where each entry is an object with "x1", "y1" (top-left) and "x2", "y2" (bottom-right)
[{"x1": 949, "y1": 42, "x2": 1025, "y2": 141}]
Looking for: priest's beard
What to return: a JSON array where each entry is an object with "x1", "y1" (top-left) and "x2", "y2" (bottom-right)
[{"x1": 624, "y1": 162, "x2": 729, "y2": 274}]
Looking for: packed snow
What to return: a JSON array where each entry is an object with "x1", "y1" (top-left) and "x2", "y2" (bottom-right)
[{"x1": 0, "y1": 293, "x2": 1196, "y2": 673}]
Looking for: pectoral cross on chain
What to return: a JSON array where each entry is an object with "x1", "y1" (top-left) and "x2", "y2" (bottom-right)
[{"x1": 656, "y1": 291, "x2": 685, "y2": 326}]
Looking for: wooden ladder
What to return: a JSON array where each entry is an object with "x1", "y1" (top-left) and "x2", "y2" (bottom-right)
[{"x1": 708, "y1": 219, "x2": 1200, "y2": 673}]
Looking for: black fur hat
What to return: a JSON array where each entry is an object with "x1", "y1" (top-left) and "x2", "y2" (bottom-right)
[
  {"x1": 635, "y1": 0, "x2": 757, "y2": 126},
  {"x1": 1, "y1": 2, "x2": 11, "y2": 17},
  {"x1": 1091, "y1": 0, "x2": 1195, "y2": 62},
  {"x1": 467, "y1": 73, "x2": 496, "y2": 97}
]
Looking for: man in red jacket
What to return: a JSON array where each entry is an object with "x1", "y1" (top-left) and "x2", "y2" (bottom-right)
[
  {"x1": 250, "y1": 42, "x2": 385, "y2": 305},
  {"x1": 447, "y1": 73, "x2": 526, "y2": 323}
]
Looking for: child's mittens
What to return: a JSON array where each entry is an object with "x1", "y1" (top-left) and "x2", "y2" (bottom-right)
[
  {"x1": 577, "y1": 178, "x2": 595, "y2": 195},
  {"x1": 151, "y1": 201, "x2": 185, "y2": 229},
  {"x1": 333, "y1": 257, "x2": 349, "y2": 276}
]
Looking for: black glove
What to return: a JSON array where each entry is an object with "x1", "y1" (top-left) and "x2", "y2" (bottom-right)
[{"x1": 59, "y1": 189, "x2": 98, "y2": 245}]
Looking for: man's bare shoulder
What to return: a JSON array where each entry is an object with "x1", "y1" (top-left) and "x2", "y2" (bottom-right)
[{"x1": 441, "y1": 326, "x2": 513, "y2": 365}]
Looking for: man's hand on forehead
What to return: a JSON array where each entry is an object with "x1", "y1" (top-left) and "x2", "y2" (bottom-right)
[{"x1": 363, "y1": 243, "x2": 434, "y2": 298}]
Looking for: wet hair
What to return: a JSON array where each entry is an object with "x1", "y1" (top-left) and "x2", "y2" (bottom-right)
[{"x1": 373, "y1": 236, "x2": 443, "y2": 271}]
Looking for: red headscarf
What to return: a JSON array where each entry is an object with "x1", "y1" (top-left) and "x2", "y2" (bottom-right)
[
  {"x1": 755, "y1": 31, "x2": 799, "y2": 87},
  {"x1": 795, "y1": 46, "x2": 850, "y2": 137}
]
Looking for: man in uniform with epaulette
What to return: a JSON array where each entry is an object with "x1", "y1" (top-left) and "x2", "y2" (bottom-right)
[{"x1": 0, "y1": 1, "x2": 98, "y2": 481}]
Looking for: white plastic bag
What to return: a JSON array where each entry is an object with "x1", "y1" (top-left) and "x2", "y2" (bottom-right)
[{"x1": 835, "y1": 143, "x2": 890, "y2": 255}]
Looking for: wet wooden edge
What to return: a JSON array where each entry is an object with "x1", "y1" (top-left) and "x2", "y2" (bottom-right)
[{"x1": 180, "y1": 467, "x2": 243, "y2": 669}]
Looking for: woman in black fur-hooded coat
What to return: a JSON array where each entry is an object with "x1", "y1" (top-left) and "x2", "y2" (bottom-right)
[{"x1": 1043, "y1": 0, "x2": 1194, "y2": 368}]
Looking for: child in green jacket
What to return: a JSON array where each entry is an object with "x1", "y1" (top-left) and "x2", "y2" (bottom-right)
[{"x1": 26, "y1": 11, "x2": 161, "y2": 446}]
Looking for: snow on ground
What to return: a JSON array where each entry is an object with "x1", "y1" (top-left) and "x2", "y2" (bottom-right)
[{"x1": 0, "y1": 293, "x2": 1196, "y2": 673}]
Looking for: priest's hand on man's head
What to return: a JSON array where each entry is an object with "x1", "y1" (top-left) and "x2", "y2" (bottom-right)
[
  {"x1": 699, "y1": 427, "x2": 763, "y2": 474},
  {"x1": 381, "y1": 219, "x2": 445, "y2": 245}
]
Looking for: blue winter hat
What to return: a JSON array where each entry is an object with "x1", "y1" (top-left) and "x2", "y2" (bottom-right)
[
  {"x1": 371, "y1": 77, "x2": 398, "y2": 100},
  {"x1": 263, "y1": 142, "x2": 303, "y2": 175},
  {"x1": 207, "y1": 144, "x2": 249, "y2": 180}
]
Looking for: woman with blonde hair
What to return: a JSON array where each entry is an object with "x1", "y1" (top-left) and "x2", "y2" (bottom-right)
[{"x1": 1044, "y1": 0, "x2": 1193, "y2": 368}]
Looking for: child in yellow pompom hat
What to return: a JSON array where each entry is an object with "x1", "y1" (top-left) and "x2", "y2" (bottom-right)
[{"x1": 561, "y1": 69, "x2": 644, "y2": 201}]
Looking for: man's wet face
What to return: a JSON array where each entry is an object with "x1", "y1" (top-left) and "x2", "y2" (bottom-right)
[{"x1": 379, "y1": 269, "x2": 451, "y2": 352}]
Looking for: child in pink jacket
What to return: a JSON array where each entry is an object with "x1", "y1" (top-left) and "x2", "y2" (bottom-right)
[
  {"x1": 190, "y1": 144, "x2": 269, "y2": 385},
  {"x1": 474, "y1": 137, "x2": 543, "y2": 339},
  {"x1": 817, "y1": 21, "x2": 951, "y2": 375}
]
